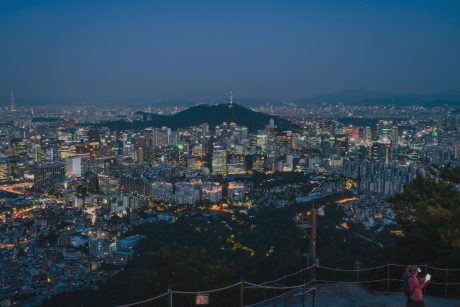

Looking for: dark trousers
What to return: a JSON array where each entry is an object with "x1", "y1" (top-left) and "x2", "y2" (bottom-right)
[{"x1": 410, "y1": 300, "x2": 426, "y2": 307}]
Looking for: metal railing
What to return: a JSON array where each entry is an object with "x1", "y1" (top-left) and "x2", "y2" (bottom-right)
[{"x1": 115, "y1": 263, "x2": 460, "y2": 307}]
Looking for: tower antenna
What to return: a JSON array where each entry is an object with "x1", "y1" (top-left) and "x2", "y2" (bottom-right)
[
  {"x1": 229, "y1": 88, "x2": 233, "y2": 104},
  {"x1": 10, "y1": 90, "x2": 16, "y2": 112}
]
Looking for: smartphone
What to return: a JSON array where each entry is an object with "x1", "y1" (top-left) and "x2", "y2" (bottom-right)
[{"x1": 425, "y1": 274, "x2": 431, "y2": 281}]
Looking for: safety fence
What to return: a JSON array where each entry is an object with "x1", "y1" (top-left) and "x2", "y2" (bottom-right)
[
  {"x1": 316, "y1": 264, "x2": 460, "y2": 297},
  {"x1": 116, "y1": 264, "x2": 460, "y2": 307}
]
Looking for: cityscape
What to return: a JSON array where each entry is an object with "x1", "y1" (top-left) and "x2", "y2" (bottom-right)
[{"x1": 1, "y1": 1, "x2": 460, "y2": 307}]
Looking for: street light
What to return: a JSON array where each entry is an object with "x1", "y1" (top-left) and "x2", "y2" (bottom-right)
[{"x1": 295, "y1": 205, "x2": 325, "y2": 282}]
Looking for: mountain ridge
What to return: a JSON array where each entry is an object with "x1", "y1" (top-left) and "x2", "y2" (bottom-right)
[{"x1": 99, "y1": 103, "x2": 296, "y2": 131}]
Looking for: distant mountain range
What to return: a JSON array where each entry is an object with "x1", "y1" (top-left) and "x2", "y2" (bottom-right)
[
  {"x1": 2, "y1": 89, "x2": 460, "y2": 107},
  {"x1": 295, "y1": 89, "x2": 460, "y2": 107},
  {"x1": 99, "y1": 103, "x2": 296, "y2": 131}
]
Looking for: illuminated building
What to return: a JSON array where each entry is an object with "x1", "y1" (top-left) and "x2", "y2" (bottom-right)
[
  {"x1": 227, "y1": 181, "x2": 245, "y2": 202},
  {"x1": 151, "y1": 181, "x2": 174, "y2": 202},
  {"x1": 201, "y1": 182, "x2": 222, "y2": 202},
  {"x1": 10, "y1": 138, "x2": 28, "y2": 160},
  {"x1": 175, "y1": 182, "x2": 200, "y2": 205},
  {"x1": 33, "y1": 162, "x2": 65, "y2": 192},
  {"x1": 212, "y1": 147, "x2": 227, "y2": 175},
  {"x1": 66, "y1": 156, "x2": 82, "y2": 177}
]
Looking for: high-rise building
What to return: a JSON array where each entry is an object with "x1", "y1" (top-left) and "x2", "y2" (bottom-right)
[
  {"x1": 371, "y1": 142, "x2": 392, "y2": 164},
  {"x1": 227, "y1": 181, "x2": 245, "y2": 202},
  {"x1": 33, "y1": 144, "x2": 45, "y2": 163},
  {"x1": 154, "y1": 127, "x2": 172, "y2": 147},
  {"x1": 10, "y1": 138, "x2": 28, "y2": 160},
  {"x1": 66, "y1": 156, "x2": 82, "y2": 177},
  {"x1": 150, "y1": 181, "x2": 174, "y2": 202},
  {"x1": 174, "y1": 182, "x2": 200, "y2": 205},
  {"x1": 212, "y1": 148, "x2": 227, "y2": 175},
  {"x1": 363, "y1": 126, "x2": 372, "y2": 142},
  {"x1": 377, "y1": 120, "x2": 393, "y2": 141},
  {"x1": 347, "y1": 126, "x2": 359, "y2": 144},
  {"x1": 201, "y1": 182, "x2": 222, "y2": 202},
  {"x1": 33, "y1": 163, "x2": 65, "y2": 192},
  {"x1": 0, "y1": 159, "x2": 11, "y2": 181},
  {"x1": 89, "y1": 239, "x2": 110, "y2": 259}
]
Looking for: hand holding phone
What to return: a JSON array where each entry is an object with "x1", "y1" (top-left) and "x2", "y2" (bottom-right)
[{"x1": 425, "y1": 273, "x2": 431, "y2": 281}]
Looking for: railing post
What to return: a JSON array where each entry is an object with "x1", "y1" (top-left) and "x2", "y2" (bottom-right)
[
  {"x1": 312, "y1": 287, "x2": 316, "y2": 307},
  {"x1": 264, "y1": 279, "x2": 267, "y2": 301},
  {"x1": 273, "y1": 289, "x2": 277, "y2": 307},
  {"x1": 240, "y1": 280, "x2": 245, "y2": 307},
  {"x1": 168, "y1": 288, "x2": 172, "y2": 307},
  {"x1": 387, "y1": 264, "x2": 390, "y2": 292},
  {"x1": 302, "y1": 282, "x2": 306, "y2": 307},
  {"x1": 424, "y1": 264, "x2": 428, "y2": 296},
  {"x1": 283, "y1": 275, "x2": 288, "y2": 307},
  {"x1": 445, "y1": 267, "x2": 449, "y2": 297}
]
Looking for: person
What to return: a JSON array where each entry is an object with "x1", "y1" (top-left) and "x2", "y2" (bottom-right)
[
  {"x1": 403, "y1": 266, "x2": 411, "y2": 306},
  {"x1": 406, "y1": 265, "x2": 430, "y2": 307}
]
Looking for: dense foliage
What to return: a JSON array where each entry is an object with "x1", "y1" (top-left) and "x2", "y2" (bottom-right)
[
  {"x1": 439, "y1": 165, "x2": 460, "y2": 184},
  {"x1": 389, "y1": 177, "x2": 460, "y2": 260}
]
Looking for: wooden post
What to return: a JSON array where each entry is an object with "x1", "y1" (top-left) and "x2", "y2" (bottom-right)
[
  {"x1": 445, "y1": 268, "x2": 449, "y2": 297},
  {"x1": 168, "y1": 288, "x2": 172, "y2": 307},
  {"x1": 240, "y1": 280, "x2": 245, "y2": 307},
  {"x1": 302, "y1": 282, "x2": 306, "y2": 307},
  {"x1": 424, "y1": 264, "x2": 428, "y2": 296},
  {"x1": 264, "y1": 279, "x2": 267, "y2": 301},
  {"x1": 387, "y1": 264, "x2": 390, "y2": 292},
  {"x1": 310, "y1": 209, "x2": 317, "y2": 282},
  {"x1": 312, "y1": 288, "x2": 316, "y2": 307}
]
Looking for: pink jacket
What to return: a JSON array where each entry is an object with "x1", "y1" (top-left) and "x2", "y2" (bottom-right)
[{"x1": 408, "y1": 276, "x2": 428, "y2": 302}]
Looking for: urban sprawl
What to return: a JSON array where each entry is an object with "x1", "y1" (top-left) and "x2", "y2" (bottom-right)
[{"x1": 0, "y1": 99, "x2": 459, "y2": 305}]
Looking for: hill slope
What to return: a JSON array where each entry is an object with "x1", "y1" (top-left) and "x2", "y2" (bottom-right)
[{"x1": 100, "y1": 103, "x2": 295, "y2": 131}]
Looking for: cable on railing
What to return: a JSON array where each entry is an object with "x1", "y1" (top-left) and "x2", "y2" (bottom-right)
[
  {"x1": 171, "y1": 281, "x2": 243, "y2": 294},
  {"x1": 388, "y1": 263, "x2": 430, "y2": 268},
  {"x1": 244, "y1": 281, "x2": 315, "y2": 290},
  {"x1": 318, "y1": 264, "x2": 388, "y2": 271},
  {"x1": 316, "y1": 278, "x2": 389, "y2": 284},
  {"x1": 115, "y1": 291, "x2": 169, "y2": 307},
  {"x1": 426, "y1": 265, "x2": 460, "y2": 272},
  {"x1": 256, "y1": 264, "x2": 315, "y2": 286},
  {"x1": 246, "y1": 279, "x2": 316, "y2": 289}
]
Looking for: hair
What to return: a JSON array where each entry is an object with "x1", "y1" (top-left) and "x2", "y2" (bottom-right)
[{"x1": 408, "y1": 265, "x2": 419, "y2": 274}]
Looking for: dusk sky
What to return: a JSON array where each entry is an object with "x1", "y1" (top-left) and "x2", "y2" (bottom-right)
[{"x1": 1, "y1": 0, "x2": 459, "y2": 104}]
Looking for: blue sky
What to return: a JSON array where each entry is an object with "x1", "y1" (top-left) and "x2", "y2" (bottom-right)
[{"x1": 1, "y1": 0, "x2": 459, "y2": 104}]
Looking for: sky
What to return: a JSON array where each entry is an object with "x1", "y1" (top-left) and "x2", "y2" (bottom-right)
[{"x1": 0, "y1": 0, "x2": 459, "y2": 105}]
